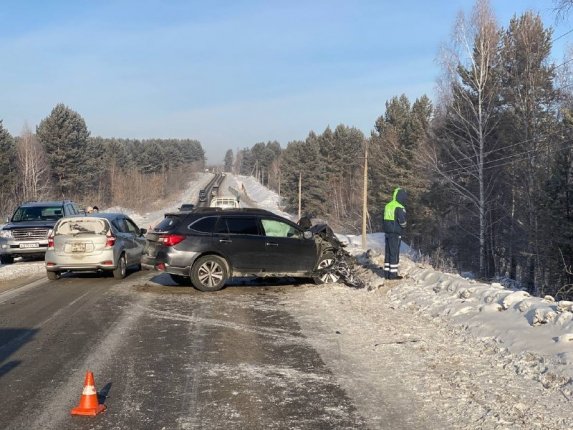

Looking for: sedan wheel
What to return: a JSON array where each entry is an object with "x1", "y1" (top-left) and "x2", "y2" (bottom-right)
[
  {"x1": 190, "y1": 255, "x2": 228, "y2": 292},
  {"x1": 113, "y1": 254, "x2": 127, "y2": 279},
  {"x1": 313, "y1": 253, "x2": 340, "y2": 284},
  {"x1": 47, "y1": 271, "x2": 61, "y2": 281}
]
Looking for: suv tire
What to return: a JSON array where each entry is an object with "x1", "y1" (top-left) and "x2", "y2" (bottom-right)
[
  {"x1": 0, "y1": 255, "x2": 14, "y2": 265},
  {"x1": 190, "y1": 255, "x2": 228, "y2": 292},
  {"x1": 313, "y1": 252, "x2": 340, "y2": 284}
]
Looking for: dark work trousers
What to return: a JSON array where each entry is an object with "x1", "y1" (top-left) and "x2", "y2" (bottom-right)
[{"x1": 384, "y1": 233, "x2": 401, "y2": 279}]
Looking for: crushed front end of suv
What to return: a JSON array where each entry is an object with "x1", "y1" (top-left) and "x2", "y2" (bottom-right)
[
  {"x1": 0, "y1": 200, "x2": 80, "y2": 264},
  {"x1": 141, "y1": 208, "x2": 341, "y2": 291}
]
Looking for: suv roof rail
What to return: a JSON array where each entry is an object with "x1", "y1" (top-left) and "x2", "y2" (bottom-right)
[
  {"x1": 230, "y1": 208, "x2": 273, "y2": 213},
  {"x1": 192, "y1": 207, "x2": 222, "y2": 212}
]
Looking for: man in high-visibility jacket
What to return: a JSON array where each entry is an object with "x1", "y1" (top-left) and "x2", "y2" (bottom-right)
[{"x1": 383, "y1": 187, "x2": 407, "y2": 279}]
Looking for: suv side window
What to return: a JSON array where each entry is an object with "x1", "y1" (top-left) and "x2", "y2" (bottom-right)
[
  {"x1": 217, "y1": 217, "x2": 259, "y2": 235},
  {"x1": 189, "y1": 216, "x2": 217, "y2": 233}
]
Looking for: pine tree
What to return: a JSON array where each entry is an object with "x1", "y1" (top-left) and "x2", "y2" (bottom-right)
[
  {"x1": 36, "y1": 104, "x2": 92, "y2": 198},
  {"x1": 499, "y1": 11, "x2": 559, "y2": 292},
  {"x1": 224, "y1": 149, "x2": 234, "y2": 172}
]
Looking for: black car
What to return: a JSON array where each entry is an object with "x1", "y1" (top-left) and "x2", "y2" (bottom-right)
[
  {"x1": 141, "y1": 208, "x2": 339, "y2": 291},
  {"x1": 198, "y1": 190, "x2": 207, "y2": 202}
]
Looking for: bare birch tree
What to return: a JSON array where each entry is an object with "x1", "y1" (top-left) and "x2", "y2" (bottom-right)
[
  {"x1": 425, "y1": 0, "x2": 502, "y2": 277},
  {"x1": 16, "y1": 124, "x2": 51, "y2": 201}
]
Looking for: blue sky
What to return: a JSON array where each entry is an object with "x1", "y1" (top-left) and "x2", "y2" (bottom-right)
[{"x1": 1, "y1": 0, "x2": 571, "y2": 163}]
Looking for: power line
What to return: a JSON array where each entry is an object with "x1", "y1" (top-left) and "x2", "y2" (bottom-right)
[
  {"x1": 553, "y1": 28, "x2": 573, "y2": 43},
  {"x1": 436, "y1": 137, "x2": 572, "y2": 176},
  {"x1": 430, "y1": 128, "x2": 565, "y2": 170}
]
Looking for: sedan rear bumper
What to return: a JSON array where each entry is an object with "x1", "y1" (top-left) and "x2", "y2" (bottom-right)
[{"x1": 45, "y1": 262, "x2": 118, "y2": 272}]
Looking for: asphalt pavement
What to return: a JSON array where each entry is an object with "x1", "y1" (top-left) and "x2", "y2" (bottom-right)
[{"x1": 0, "y1": 270, "x2": 365, "y2": 429}]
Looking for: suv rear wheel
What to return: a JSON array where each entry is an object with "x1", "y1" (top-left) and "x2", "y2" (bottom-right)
[{"x1": 190, "y1": 255, "x2": 228, "y2": 292}]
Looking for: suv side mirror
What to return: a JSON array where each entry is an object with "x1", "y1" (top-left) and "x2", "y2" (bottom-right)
[
  {"x1": 303, "y1": 231, "x2": 313, "y2": 240},
  {"x1": 139, "y1": 228, "x2": 147, "y2": 236}
]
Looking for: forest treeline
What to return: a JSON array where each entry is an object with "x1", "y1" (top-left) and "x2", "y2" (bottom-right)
[
  {"x1": 226, "y1": 4, "x2": 573, "y2": 298},
  {"x1": 0, "y1": 103, "x2": 205, "y2": 213}
]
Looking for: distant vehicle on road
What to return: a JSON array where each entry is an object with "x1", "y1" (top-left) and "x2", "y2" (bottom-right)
[
  {"x1": 45, "y1": 213, "x2": 147, "y2": 280},
  {"x1": 0, "y1": 200, "x2": 81, "y2": 264},
  {"x1": 141, "y1": 208, "x2": 340, "y2": 292},
  {"x1": 178, "y1": 204, "x2": 195, "y2": 211},
  {"x1": 210, "y1": 197, "x2": 240, "y2": 209},
  {"x1": 198, "y1": 190, "x2": 207, "y2": 202}
]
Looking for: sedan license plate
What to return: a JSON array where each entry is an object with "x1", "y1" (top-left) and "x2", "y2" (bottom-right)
[
  {"x1": 71, "y1": 243, "x2": 86, "y2": 253},
  {"x1": 19, "y1": 242, "x2": 39, "y2": 249}
]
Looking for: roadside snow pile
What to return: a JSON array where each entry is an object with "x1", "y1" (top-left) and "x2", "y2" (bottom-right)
[
  {"x1": 0, "y1": 260, "x2": 44, "y2": 281},
  {"x1": 358, "y1": 250, "x2": 573, "y2": 394}
]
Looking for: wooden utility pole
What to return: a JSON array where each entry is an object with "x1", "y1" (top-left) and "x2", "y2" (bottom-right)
[
  {"x1": 298, "y1": 172, "x2": 302, "y2": 220},
  {"x1": 362, "y1": 139, "x2": 369, "y2": 250}
]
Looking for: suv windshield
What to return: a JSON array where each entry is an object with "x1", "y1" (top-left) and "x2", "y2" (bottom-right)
[{"x1": 12, "y1": 206, "x2": 64, "y2": 222}]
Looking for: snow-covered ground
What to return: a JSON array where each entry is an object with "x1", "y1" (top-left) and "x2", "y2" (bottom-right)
[{"x1": 2, "y1": 173, "x2": 573, "y2": 427}]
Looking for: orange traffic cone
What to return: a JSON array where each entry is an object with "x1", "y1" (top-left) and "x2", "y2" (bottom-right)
[{"x1": 70, "y1": 371, "x2": 106, "y2": 416}]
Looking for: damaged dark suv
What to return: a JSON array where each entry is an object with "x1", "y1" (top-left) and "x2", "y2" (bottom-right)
[{"x1": 141, "y1": 208, "x2": 339, "y2": 291}]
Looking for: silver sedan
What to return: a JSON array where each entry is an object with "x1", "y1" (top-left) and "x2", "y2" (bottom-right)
[{"x1": 45, "y1": 213, "x2": 147, "y2": 280}]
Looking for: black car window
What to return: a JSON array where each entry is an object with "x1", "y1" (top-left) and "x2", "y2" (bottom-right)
[
  {"x1": 261, "y1": 218, "x2": 301, "y2": 238},
  {"x1": 189, "y1": 216, "x2": 217, "y2": 233},
  {"x1": 218, "y1": 217, "x2": 259, "y2": 235}
]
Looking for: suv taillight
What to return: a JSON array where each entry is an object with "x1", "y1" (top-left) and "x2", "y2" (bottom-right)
[
  {"x1": 106, "y1": 231, "x2": 116, "y2": 248},
  {"x1": 47, "y1": 232, "x2": 54, "y2": 249},
  {"x1": 159, "y1": 234, "x2": 185, "y2": 246}
]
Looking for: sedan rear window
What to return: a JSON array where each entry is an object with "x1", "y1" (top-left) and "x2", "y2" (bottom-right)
[{"x1": 55, "y1": 218, "x2": 109, "y2": 236}]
